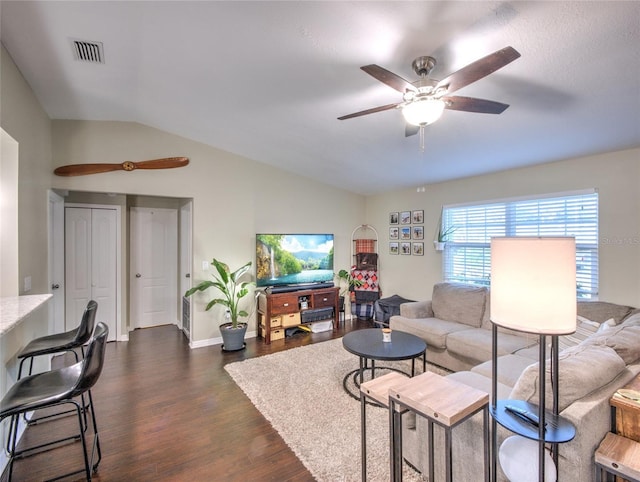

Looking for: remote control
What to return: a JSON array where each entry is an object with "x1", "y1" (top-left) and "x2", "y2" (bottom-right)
[{"x1": 504, "y1": 404, "x2": 545, "y2": 428}]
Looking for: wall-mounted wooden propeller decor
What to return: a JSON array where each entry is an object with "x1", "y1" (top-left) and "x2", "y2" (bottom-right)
[{"x1": 53, "y1": 156, "x2": 189, "y2": 176}]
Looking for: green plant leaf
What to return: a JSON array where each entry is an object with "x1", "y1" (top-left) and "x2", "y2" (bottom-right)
[{"x1": 184, "y1": 280, "x2": 215, "y2": 297}]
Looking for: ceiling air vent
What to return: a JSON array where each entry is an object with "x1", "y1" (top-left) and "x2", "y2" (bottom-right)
[{"x1": 71, "y1": 39, "x2": 104, "y2": 64}]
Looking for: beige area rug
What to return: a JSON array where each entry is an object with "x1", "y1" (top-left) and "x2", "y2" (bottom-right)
[{"x1": 225, "y1": 337, "x2": 449, "y2": 482}]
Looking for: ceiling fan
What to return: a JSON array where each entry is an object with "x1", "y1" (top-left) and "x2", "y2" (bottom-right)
[
  {"x1": 53, "y1": 156, "x2": 189, "y2": 176},
  {"x1": 338, "y1": 46, "x2": 521, "y2": 142}
]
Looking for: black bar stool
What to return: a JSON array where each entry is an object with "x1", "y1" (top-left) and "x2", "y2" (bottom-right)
[
  {"x1": 0, "y1": 322, "x2": 109, "y2": 481},
  {"x1": 17, "y1": 300, "x2": 98, "y2": 379},
  {"x1": 6, "y1": 300, "x2": 98, "y2": 451}
]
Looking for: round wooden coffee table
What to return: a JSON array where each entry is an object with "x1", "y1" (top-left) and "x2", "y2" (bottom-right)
[{"x1": 342, "y1": 328, "x2": 427, "y2": 400}]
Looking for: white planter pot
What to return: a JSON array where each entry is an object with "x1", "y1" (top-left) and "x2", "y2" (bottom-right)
[{"x1": 434, "y1": 241, "x2": 446, "y2": 251}]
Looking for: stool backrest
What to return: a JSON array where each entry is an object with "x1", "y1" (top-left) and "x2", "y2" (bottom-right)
[
  {"x1": 74, "y1": 322, "x2": 109, "y2": 395},
  {"x1": 73, "y1": 300, "x2": 98, "y2": 346}
]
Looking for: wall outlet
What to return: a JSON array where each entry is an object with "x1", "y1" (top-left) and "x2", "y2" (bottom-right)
[
  {"x1": 24, "y1": 275, "x2": 32, "y2": 292},
  {"x1": 202, "y1": 260, "x2": 209, "y2": 271}
]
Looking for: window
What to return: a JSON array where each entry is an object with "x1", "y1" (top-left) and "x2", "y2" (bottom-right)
[{"x1": 442, "y1": 190, "x2": 599, "y2": 299}]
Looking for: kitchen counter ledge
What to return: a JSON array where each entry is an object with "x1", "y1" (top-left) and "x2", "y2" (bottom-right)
[{"x1": 0, "y1": 294, "x2": 52, "y2": 336}]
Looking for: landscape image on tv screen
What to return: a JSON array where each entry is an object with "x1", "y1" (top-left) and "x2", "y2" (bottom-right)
[{"x1": 255, "y1": 234, "x2": 334, "y2": 288}]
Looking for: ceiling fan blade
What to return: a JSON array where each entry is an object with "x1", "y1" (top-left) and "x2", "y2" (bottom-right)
[
  {"x1": 54, "y1": 156, "x2": 189, "y2": 176},
  {"x1": 361, "y1": 65, "x2": 417, "y2": 93},
  {"x1": 405, "y1": 124, "x2": 420, "y2": 137},
  {"x1": 435, "y1": 46, "x2": 520, "y2": 95},
  {"x1": 338, "y1": 103, "x2": 400, "y2": 120},
  {"x1": 443, "y1": 96, "x2": 509, "y2": 114}
]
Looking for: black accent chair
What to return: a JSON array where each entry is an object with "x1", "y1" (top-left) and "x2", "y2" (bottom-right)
[{"x1": 0, "y1": 322, "x2": 108, "y2": 481}]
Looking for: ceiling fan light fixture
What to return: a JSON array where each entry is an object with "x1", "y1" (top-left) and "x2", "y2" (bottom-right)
[{"x1": 402, "y1": 98, "x2": 445, "y2": 126}]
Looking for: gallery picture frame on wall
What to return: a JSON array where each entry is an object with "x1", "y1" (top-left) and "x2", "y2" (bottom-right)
[
  {"x1": 412, "y1": 242, "x2": 424, "y2": 256},
  {"x1": 389, "y1": 242, "x2": 399, "y2": 255},
  {"x1": 412, "y1": 210, "x2": 424, "y2": 224},
  {"x1": 400, "y1": 211, "x2": 411, "y2": 224},
  {"x1": 412, "y1": 226, "x2": 424, "y2": 240},
  {"x1": 389, "y1": 226, "x2": 399, "y2": 240},
  {"x1": 400, "y1": 242, "x2": 411, "y2": 255},
  {"x1": 400, "y1": 227, "x2": 411, "y2": 240},
  {"x1": 389, "y1": 212, "x2": 399, "y2": 225}
]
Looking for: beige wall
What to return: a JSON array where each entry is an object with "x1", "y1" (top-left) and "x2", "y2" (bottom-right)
[
  {"x1": 1, "y1": 45, "x2": 52, "y2": 296},
  {"x1": 366, "y1": 147, "x2": 640, "y2": 307},
  {"x1": 0, "y1": 45, "x2": 52, "y2": 442},
  {"x1": 51, "y1": 120, "x2": 366, "y2": 342},
  {"x1": 0, "y1": 129, "x2": 19, "y2": 296}
]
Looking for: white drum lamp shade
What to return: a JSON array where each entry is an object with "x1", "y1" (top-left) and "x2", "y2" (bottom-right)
[{"x1": 490, "y1": 237, "x2": 577, "y2": 335}]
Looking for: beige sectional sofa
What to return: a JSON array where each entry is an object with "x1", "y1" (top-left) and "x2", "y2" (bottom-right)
[{"x1": 390, "y1": 282, "x2": 640, "y2": 482}]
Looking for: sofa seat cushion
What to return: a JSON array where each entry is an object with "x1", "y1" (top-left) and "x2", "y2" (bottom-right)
[
  {"x1": 431, "y1": 282, "x2": 488, "y2": 328},
  {"x1": 472, "y1": 355, "x2": 537, "y2": 388},
  {"x1": 446, "y1": 371, "x2": 512, "y2": 401},
  {"x1": 446, "y1": 328, "x2": 536, "y2": 365},
  {"x1": 509, "y1": 344, "x2": 626, "y2": 411},
  {"x1": 582, "y1": 323, "x2": 640, "y2": 364},
  {"x1": 390, "y1": 316, "x2": 471, "y2": 349}
]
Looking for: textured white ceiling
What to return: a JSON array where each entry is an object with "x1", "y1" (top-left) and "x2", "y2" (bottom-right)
[{"x1": 2, "y1": 1, "x2": 639, "y2": 195}]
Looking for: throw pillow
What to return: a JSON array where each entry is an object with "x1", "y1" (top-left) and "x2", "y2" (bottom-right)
[
  {"x1": 621, "y1": 311, "x2": 640, "y2": 327},
  {"x1": 583, "y1": 323, "x2": 640, "y2": 364},
  {"x1": 557, "y1": 316, "x2": 613, "y2": 352},
  {"x1": 509, "y1": 344, "x2": 626, "y2": 412},
  {"x1": 597, "y1": 318, "x2": 617, "y2": 332}
]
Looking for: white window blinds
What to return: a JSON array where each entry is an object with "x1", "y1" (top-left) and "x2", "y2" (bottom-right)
[{"x1": 442, "y1": 190, "x2": 599, "y2": 299}]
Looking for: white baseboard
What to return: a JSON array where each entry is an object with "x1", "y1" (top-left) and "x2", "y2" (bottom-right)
[{"x1": 189, "y1": 330, "x2": 257, "y2": 349}]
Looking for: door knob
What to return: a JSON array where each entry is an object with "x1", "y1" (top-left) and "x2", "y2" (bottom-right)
[
  {"x1": 136, "y1": 273, "x2": 142, "y2": 278},
  {"x1": 52, "y1": 283, "x2": 60, "y2": 290},
  {"x1": 185, "y1": 273, "x2": 191, "y2": 278}
]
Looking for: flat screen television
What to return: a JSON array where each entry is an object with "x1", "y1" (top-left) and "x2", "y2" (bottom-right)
[{"x1": 255, "y1": 233, "x2": 334, "y2": 288}]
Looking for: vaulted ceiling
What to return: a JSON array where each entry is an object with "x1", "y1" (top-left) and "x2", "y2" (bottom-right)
[{"x1": 2, "y1": 1, "x2": 639, "y2": 195}]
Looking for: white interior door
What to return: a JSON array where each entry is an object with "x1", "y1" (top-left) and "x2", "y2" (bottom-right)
[
  {"x1": 65, "y1": 207, "x2": 92, "y2": 327},
  {"x1": 65, "y1": 206, "x2": 117, "y2": 341},
  {"x1": 90, "y1": 208, "x2": 117, "y2": 338},
  {"x1": 130, "y1": 207, "x2": 178, "y2": 329},
  {"x1": 48, "y1": 191, "x2": 65, "y2": 334}
]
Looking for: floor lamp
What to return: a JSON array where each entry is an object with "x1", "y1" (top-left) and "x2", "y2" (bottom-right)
[{"x1": 490, "y1": 237, "x2": 577, "y2": 482}]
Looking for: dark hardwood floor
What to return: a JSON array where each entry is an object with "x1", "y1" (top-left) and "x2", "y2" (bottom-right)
[{"x1": 2, "y1": 317, "x2": 371, "y2": 481}]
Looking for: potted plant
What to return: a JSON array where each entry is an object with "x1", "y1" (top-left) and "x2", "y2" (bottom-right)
[
  {"x1": 185, "y1": 258, "x2": 254, "y2": 351},
  {"x1": 434, "y1": 225, "x2": 457, "y2": 251},
  {"x1": 335, "y1": 268, "x2": 363, "y2": 319}
]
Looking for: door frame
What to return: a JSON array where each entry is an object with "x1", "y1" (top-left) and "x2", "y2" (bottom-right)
[
  {"x1": 179, "y1": 201, "x2": 192, "y2": 338},
  {"x1": 65, "y1": 203, "x2": 122, "y2": 341},
  {"x1": 48, "y1": 190, "x2": 65, "y2": 334}
]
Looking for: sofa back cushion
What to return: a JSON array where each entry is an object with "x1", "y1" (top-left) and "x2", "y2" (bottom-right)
[
  {"x1": 432, "y1": 282, "x2": 488, "y2": 328},
  {"x1": 577, "y1": 301, "x2": 634, "y2": 324},
  {"x1": 509, "y1": 344, "x2": 626, "y2": 412}
]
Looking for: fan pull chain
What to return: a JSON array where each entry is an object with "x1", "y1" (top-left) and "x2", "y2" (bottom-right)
[{"x1": 419, "y1": 126, "x2": 426, "y2": 152}]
